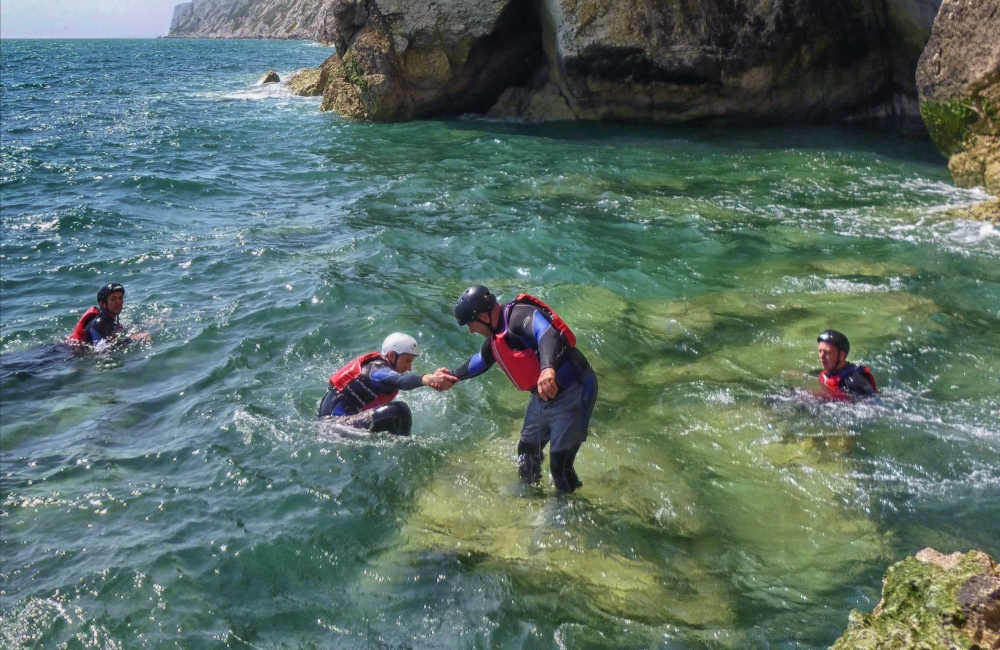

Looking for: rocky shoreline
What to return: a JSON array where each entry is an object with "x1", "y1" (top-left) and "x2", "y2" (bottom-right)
[
  {"x1": 830, "y1": 548, "x2": 1000, "y2": 650},
  {"x1": 170, "y1": 0, "x2": 944, "y2": 123},
  {"x1": 170, "y1": 1, "x2": 999, "y2": 201}
]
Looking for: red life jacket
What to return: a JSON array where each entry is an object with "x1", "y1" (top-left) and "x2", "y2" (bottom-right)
[
  {"x1": 329, "y1": 351, "x2": 398, "y2": 411},
  {"x1": 819, "y1": 364, "x2": 877, "y2": 400},
  {"x1": 491, "y1": 294, "x2": 577, "y2": 391},
  {"x1": 67, "y1": 307, "x2": 101, "y2": 343}
]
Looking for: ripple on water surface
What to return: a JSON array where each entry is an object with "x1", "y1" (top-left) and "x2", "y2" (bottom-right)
[{"x1": 2, "y1": 38, "x2": 999, "y2": 650}]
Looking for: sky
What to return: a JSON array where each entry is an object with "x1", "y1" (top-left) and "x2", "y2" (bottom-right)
[{"x1": 1, "y1": 0, "x2": 183, "y2": 38}]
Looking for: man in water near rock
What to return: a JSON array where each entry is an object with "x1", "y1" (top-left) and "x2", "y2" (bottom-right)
[
  {"x1": 67, "y1": 282, "x2": 148, "y2": 347},
  {"x1": 449, "y1": 286, "x2": 598, "y2": 493},
  {"x1": 318, "y1": 333, "x2": 457, "y2": 436},
  {"x1": 817, "y1": 329, "x2": 878, "y2": 399}
]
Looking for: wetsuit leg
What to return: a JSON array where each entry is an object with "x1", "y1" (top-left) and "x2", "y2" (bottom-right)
[
  {"x1": 546, "y1": 368, "x2": 598, "y2": 492},
  {"x1": 318, "y1": 387, "x2": 340, "y2": 417},
  {"x1": 517, "y1": 396, "x2": 548, "y2": 483},
  {"x1": 516, "y1": 440, "x2": 544, "y2": 484},
  {"x1": 370, "y1": 402, "x2": 412, "y2": 436},
  {"x1": 550, "y1": 444, "x2": 582, "y2": 493}
]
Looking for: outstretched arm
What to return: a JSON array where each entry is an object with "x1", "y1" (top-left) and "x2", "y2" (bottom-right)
[
  {"x1": 370, "y1": 366, "x2": 458, "y2": 392},
  {"x1": 451, "y1": 339, "x2": 495, "y2": 381}
]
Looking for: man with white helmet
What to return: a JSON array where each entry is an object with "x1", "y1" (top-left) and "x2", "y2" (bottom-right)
[{"x1": 318, "y1": 333, "x2": 457, "y2": 436}]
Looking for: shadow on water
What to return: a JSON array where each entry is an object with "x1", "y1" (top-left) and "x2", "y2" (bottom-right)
[
  {"x1": 0, "y1": 343, "x2": 82, "y2": 385},
  {"x1": 442, "y1": 117, "x2": 946, "y2": 166}
]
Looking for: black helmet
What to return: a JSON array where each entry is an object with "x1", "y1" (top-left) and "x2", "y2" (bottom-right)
[
  {"x1": 455, "y1": 286, "x2": 496, "y2": 326},
  {"x1": 817, "y1": 329, "x2": 849, "y2": 355},
  {"x1": 97, "y1": 282, "x2": 125, "y2": 304}
]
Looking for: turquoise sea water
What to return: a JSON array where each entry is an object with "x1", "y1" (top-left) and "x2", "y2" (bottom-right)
[{"x1": 1, "y1": 38, "x2": 998, "y2": 649}]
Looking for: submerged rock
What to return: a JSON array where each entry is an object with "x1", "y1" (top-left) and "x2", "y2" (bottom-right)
[
  {"x1": 259, "y1": 70, "x2": 280, "y2": 84},
  {"x1": 830, "y1": 548, "x2": 1000, "y2": 650},
  {"x1": 916, "y1": 0, "x2": 1000, "y2": 193},
  {"x1": 945, "y1": 198, "x2": 1000, "y2": 224}
]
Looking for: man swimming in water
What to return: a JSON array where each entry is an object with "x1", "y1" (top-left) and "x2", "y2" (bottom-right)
[
  {"x1": 68, "y1": 282, "x2": 147, "y2": 347},
  {"x1": 318, "y1": 333, "x2": 457, "y2": 436},
  {"x1": 449, "y1": 286, "x2": 598, "y2": 493},
  {"x1": 817, "y1": 329, "x2": 878, "y2": 399}
]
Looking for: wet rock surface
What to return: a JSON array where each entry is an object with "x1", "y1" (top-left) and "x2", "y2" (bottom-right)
[
  {"x1": 258, "y1": 70, "x2": 280, "y2": 84},
  {"x1": 945, "y1": 198, "x2": 1000, "y2": 224},
  {"x1": 916, "y1": 0, "x2": 1000, "y2": 192},
  {"x1": 830, "y1": 548, "x2": 1000, "y2": 650}
]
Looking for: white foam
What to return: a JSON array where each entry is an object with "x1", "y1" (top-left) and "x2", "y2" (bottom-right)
[{"x1": 195, "y1": 72, "x2": 320, "y2": 102}]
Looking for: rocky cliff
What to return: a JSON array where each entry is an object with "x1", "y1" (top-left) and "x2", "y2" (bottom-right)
[
  {"x1": 172, "y1": 0, "x2": 942, "y2": 125},
  {"x1": 167, "y1": 0, "x2": 336, "y2": 41},
  {"x1": 916, "y1": 0, "x2": 1000, "y2": 193}
]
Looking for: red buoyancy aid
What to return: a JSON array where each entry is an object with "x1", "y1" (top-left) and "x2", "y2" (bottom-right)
[
  {"x1": 68, "y1": 307, "x2": 101, "y2": 343},
  {"x1": 329, "y1": 351, "x2": 398, "y2": 411},
  {"x1": 819, "y1": 364, "x2": 877, "y2": 400},
  {"x1": 491, "y1": 294, "x2": 577, "y2": 391}
]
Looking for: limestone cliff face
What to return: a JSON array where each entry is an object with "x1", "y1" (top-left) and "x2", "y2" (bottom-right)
[
  {"x1": 172, "y1": 0, "x2": 943, "y2": 126},
  {"x1": 320, "y1": 0, "x2": 941, "y2": 123},
  {"x1": 167, "y1": 0, "x2": 335, "y2": 41},
  {"x1": 916, "y1": 0, "x2": 1000, "y2": 193}
]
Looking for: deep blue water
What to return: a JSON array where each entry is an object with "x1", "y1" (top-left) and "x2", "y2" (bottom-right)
[{"x1": 1, "y1": 38, "x2": 999, "y2": 649}]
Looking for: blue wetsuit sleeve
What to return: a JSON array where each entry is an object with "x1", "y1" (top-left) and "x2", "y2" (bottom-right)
[
  {"x1": 368, "y1": 366, "x2": 425, "y2": 391},
  {"x1": 530, "y1": 310, "x2": 561, "y2": 370},
  {"x1": 452, "y1": 339, "x2": 494, "y2": 380}
]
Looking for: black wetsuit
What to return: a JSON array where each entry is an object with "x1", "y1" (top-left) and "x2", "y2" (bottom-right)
[
  {"x1": 825, "y1": 363, "x2": 878, "y2": 398},
  {"x1": 452, "y1": 303, "x2": 590, "y2": 391},
  {"x1": 84, "y1": 309, "x2": 123, "y2": 344},
  {"x1": 452, "y1": 302, "x2": 597, "y2": 492}
]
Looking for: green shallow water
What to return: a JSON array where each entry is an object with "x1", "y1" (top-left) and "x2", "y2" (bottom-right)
[{"x1": 1, "y1": 39, "x2": 999, "y2": 649}]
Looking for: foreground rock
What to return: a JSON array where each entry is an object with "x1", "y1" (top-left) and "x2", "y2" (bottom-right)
[
  {"x1": 916, "y1": 0, "x2": 1000, "y2": 193},
  {"x1": 830, "y1": 548, "x2": 1000, "y2": 650},
  {"x1": 286, "y1": 67, "x2": 325, "y2": 96}
]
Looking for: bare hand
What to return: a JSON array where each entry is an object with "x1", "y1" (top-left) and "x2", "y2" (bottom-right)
[
  {"x1": 537, "y1": 368, "x2": 558, "y2": 401},
  {"x1": 423, "y1": 368, "x2": 458, "y2": 392}
]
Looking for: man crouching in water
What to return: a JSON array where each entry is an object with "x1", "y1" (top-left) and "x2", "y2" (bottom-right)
[
  {"x1": 817, "y1": 329, "x2": 878, "y2": 400},
  {"x1": 67, "y1": 282, "x2": 149, "y2": 348},
  {"x1": 318, "y1": 333, "x2": 457, "y2": 436}
]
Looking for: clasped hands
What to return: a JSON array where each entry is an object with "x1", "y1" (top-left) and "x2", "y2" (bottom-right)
[{"x1": 422, "y1": 368, "x2": 459, "y2": 391}]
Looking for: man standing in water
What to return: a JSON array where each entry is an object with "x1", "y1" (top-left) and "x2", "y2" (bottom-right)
[
  {"x1": 817, "y1": 329, "x2": 878, "y2": 399},
  {"x1": 319, "y1": 333, "x2": 457, "y2": 436},
  {"x1": 449, "y1": 286, "x2": 598, "y2": 493},
  {"x1": 68, "y1": 282, "x2": 148, "y2": 347}
]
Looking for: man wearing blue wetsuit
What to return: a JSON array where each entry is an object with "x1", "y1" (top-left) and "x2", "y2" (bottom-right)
[
  {"x1": 450, "y1": 286, "x2": 598, "y2": 493},
  {"x1": 68, "y1": 283, "x2": 148, "y2": 347},
  {"x1": 319, "y1": 333, "x2": 456, "y2": 436}
]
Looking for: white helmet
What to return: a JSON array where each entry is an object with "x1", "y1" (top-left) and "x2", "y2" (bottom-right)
[{"x1": 381, "y1": 332, "x2": 420, "y2": 357}]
